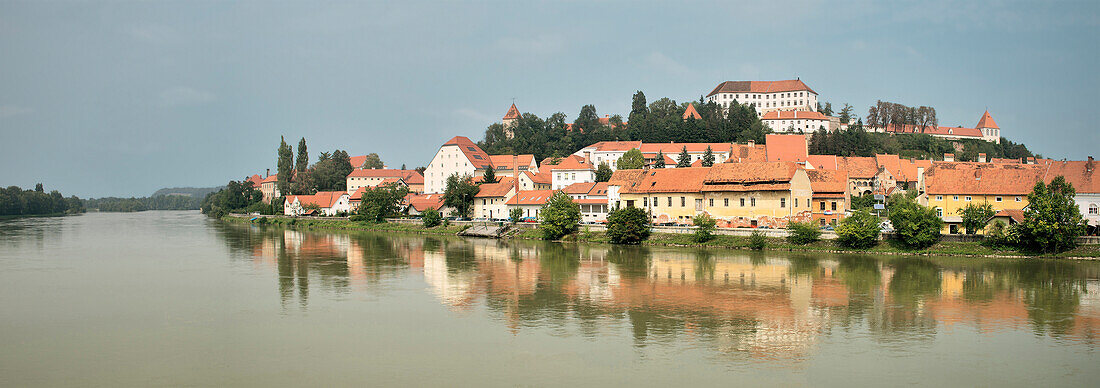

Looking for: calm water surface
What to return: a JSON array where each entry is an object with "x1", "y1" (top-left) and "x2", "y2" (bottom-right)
[{"x1": 1, "y1": 211, "x2": 1098, "y2": 386}]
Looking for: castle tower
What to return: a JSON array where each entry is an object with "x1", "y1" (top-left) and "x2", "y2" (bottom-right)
[
  {"x1": 976, "y1": 110, "x2": 1000, "y2": 144},
  {"x1": 502, "y1": 103, "x2": 521, "y2": 139}
]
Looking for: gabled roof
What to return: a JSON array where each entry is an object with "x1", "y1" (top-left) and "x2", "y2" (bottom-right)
[
  {"x1": 442, "y1": 136, "x2": 493, "y2": 169},
  {"x1": 707, "y1": 79, "x2": 817, "y2": 97},
  {"x1": 976, "y1": 110, "x2": 999, "y2": 129},
  {"x1": 1041, "y1": 159, "x2": 1100, "y2": 194},
  {"x1": 875, "y1": 154, "x2": 904, "y2": 181},
  {"x1": 522, "y1": 170, "x2": 553, "y2": 184},
  {"x1": 507, "y1": 190, "x2": 559, "y2": 205},
  {"x1": 346, "y1": 169, "x2": 423, "y2": 185},
  {"x1": 405, "y1": 193, "x2": 444, "y2": 212},
  {"x1": 488, "y1": 154, "x2": 535, "y2": 171},
  {"x1": 348, "y1": 155, "x2": 367, "y2": 169},
  {"x1": 838, "y1": 157, "x2": 878, "y2": 179},
  {"x1": 682, "y1": 103, "x2": 701, "y2": 120},
  {"x1": 807, "y1": 155, "x2": 838, "y2": 170},
  {"x1": 765, "y1": 134, "x2": 808, "y2": 163},
  {"x1": 562, "y1": 182, "x2": 597, "y2": 195},
  {"x1": 246, "y1": 174, "x2": 263, "y2": 187},
  {"x1": 547, "y1": 155, "x2": 594, "y2": 171},
  {"x1": 993, "y1": 209, "x2": 1025, "y2": 223},
  {"x1": 630, "y1": 168, "x2": 710, "y2": 193},
  {"x1": 474, "y1": 177, "x2": 517, "y2": 198},
  {"x1": 923, "y1": 162, "x2": 1046, "y2": 195},
  {"x1": 608, "y1": 169, "x2": 646, "y2": 190},
  {"x1": 807, "y1": 169, "x2": 848, "y2": 194},
  {"x1": 726, "y1": 143, "x2": 768, "y2": 163},
  {"x1": 289, "y1": 191, "x2": 348, "y2": 209},
  {"x1": 262, "y1": 174, "x2": 279, "y2": 183},
  {"x1": 760, "y1": 110, "x2": 830, "y2": 121},
  {"x1": 705, "y1": 162, "x2": 800, "y2": 184},
  {"x1": 503, "y1": 103, "x2": 521, "y2": 120},
  {"x1": 639, "y1": 142, "x2": 732, "y2": 154}
]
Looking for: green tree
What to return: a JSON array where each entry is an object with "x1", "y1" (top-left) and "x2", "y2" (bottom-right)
[
  {"x1": 443, "y1": 174, "x2": 478, "y2": 218},
  {"x1": 701, "y1": 146, "x2": 715, "y2": 167},
  {"x1": 888, "y1": 197, "x2": 943, "y2": 249},
  {"x1": 693, "y1": 213, "x2": 716, "y2": 243},
  {"x1": 836, "y1": 209, "x2": 881, "y2": 249},
  {"x1": 595, "y1": 162, "x2": 613, "y2": 182},
  {"x1": 361, "y1": 153, "x2": 384, "y2": 169},
  {"x1": 539, "y1": 191, "x2": 580, "y2": 240},
  {"x1": 1016, "y1": 176, "x2": 1087, "y2": 253},
  {"x1": 509, "y1": 207, "x2": 523, "y2": 224},
  {"x1": 676, "y1": 146, "x2": 691, "y2": 167},
  {"x1": 749, "y1": 231, "x2": 767, "y2": 250},
  {"x1": 786, "y1": 222, "x2": 821, "y2": 245},
  {"x1": 296, "y1": 137, "x2": 309, "y2": 173},
  {"x1": 356, "y1": 183, "x2": 409, "y2": 223},
  {"x1": 617, "y1": 148, "x2": 645, "y2": 170},
  {"x1": 838, "y1": 103, "x2": 854, "y2": 124},
  {"x1": 482, "y1": 165, "x2": 497, "y2": 184},
  {"x1": 421, "y1": 208, "x2": 442, "y2": 227},
  {"x1": 606, "y1": 206, "x2": 651, "y2": 244},
  {"x1": 574, "y1": 104, "x2": 600, "y2": 132},
  {"x1": 200, "y1": 180, "x2": 264, "y2": 218},
  {"x1": 958, "y1": 202, "x2": 995, "y2": 234},
  {"x1": 654, "y1": 151, "x2": 666, "y2": 168},
  {"x1": 277, "y1": 137, "x2": 294, "y2": 197}
]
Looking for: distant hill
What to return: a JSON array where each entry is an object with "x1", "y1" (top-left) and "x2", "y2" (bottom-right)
[{"x1": 151, "y1": 186, "x2": 224, "y2": 198}]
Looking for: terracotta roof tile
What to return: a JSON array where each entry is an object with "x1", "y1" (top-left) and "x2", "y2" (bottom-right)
[
  {"x1": 807, "y1": 169, "x2": 848, "y2": 194},
  {"x1": 706, "y1": 79, "x2": 817, "y2": 97},
  {"x1": 522, "y1": 170, "x2": 553, "y2": 184},
  {"x1": 976, "y1": 110, "x2": 999, "y2": 129},
  {"x1": 289, "y1": 191, "x2": 347, "y2": 209},
  {"x1": 837, "y1": 157, "x2": 878, "y2": 179},
  {"x1": 631, "y1": 167, "x2": 710, "y2": 193},
  {"x1": 807, "y1": 155, "x2": 838, "y2": 170},
  {"x1": 443, "y1": 136, "x2": 493, "y2": 169},
  {"x1": 1040, "y1": 160, "x2": 1100, "y2": 194},
  {"x1": 704, "y1": 162, "x2": 799, "y2": 185},
  {"x1": 682, "y1": 103, "x2": 701, "y2": 120},
  {"x1": 923, "y1": 162, "x2": 1046, "y2": 195},
  {"x1": 507, "y1": 190, "x2": 559, "y2": 205},
  {"x1": 639, "y1": 143, "x2": 733, "y2": 154},
  {"x1": 405, "y1": 193, "x2": 444, "y2": 212},
  {"x1": 488, "y1": 154, "x2": 535, "y2": 171},
  {"x1": 765, "y1": 134, "x2": 808, "y2": 163},
  {"x1": 547, "y1": 155, "x2": 594, "y2": 171},
  {"x1": 503, "y1": 103, "x2": 521, "y2": 120}
]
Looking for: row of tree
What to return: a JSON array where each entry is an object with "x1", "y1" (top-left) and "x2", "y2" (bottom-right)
[
  {"x1": 808, "y1": 122, "x2": 1035, "y2": 161},
  {"x1": 84, "y1": 195, "x2": 204, "y2": 212},
  {"x1": 200, "y1": 180, "x2": 265, "y2": 218},
  {"x1": 0, "y1": 184, "x2": 85, "y2": 216},
  {"x1": 866, "y1": 100, "x2": 938, "y2": 131},
  {"x1": 276, "y1": 137, "x2": 385, "y2": 195}
]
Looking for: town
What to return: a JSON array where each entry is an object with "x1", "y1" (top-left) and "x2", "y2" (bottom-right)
[{"x1": 237, "y1": 78, "x2": 1099, "y2": 240}]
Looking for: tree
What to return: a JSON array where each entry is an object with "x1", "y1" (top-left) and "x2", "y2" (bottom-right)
[
  {"x1": 617, "y1": 148, "x2": 645, "y2": 170},
  {"x1": 509, "y1": 208, "x2": 523, "y2": 224},
  {"x1": 606, "y1": 206, "x2": 651, "y2": 244},
  {"x1": 838, "y1": 104, "x2": 854, "y2": 124},
  {"x1": 786, "y1": 222, "x2": 821, "y2": 245},
  {"x1": 654, "y1": 151, "x2": 666, "y2": 168},
  {"x1": 361, "y1": 153, "x2": 384, "y2": 169},
  {"x1": 836, "y1": 209, "x2": 880, "y2": 249},
  {"x1": 355, "y1": 183, "x2": 409, "y2": 223},
  {"x1": 819, "y1": 101, "x2": 834, "y2": 116},
  {"x1": 1016, "y1": 176, "x2": 1087, "y2": 253},
  {"x1": 277, "y1": 137, "x2": 294, "y2": 197},
  {"x1": 676, "y1": 146, "x2": 691, "y2": 167},
  {"x1": 958, "y1": 202, "x2": 995, "y2": 234},
  {"x1": 443, "y1": 174, "x2": 478, "y2": 218},
  {"x1": 401, "y1": 163, "x2": 407, "y2": 170},
  {"x1": 701, "y1": 146, "x2": 715, "y2": 167},
  {"x1": 539, "y1": 191, "x2": 580, "y2": 240},
  {"x1": 888, "y1": 197, "x2": 943, "y2": 248},
  {"x1": 200, "y1": 180, "x2": 263, "y2": 218},
  {"x1": 421, "y1": 208, "x2": 442, "y2": 227},
  {"x1": 35, "y1": 183, "x2": 44, "y2": 193},
  {"x1": 482, "y1": 165, "x2": 497, "y2": 184},
  {"x1": 574, "y1": 104, "x2": 600, "y2": 132},
  {"x1": 296, "y1": 138, "x2": 309, "y2": 173},
  {"x1": 595, "y1": 162, "x2": 613, "y2": 182},
  {"x1": 693, "y1": 213, "x2": 716, "y2": 243}
]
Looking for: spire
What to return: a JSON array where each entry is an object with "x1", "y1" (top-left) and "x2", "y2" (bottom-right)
[
  {"x1": 503, "y1": 103, "x2": 521, "y2": 120},
  {"x1": 682, "y1": 103, "x2": 701, "y2": 120},
  {"x1": 976, "y1": 110, "x2": 999, "y2": 129}
]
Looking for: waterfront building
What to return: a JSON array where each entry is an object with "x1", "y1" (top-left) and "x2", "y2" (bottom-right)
[
  {"x1": 765, "y1": 134, "x2": 809, "y2": 164},
  {"x1": 345, "y1": 169, "x2": 423, "y2": 195},
  {"x1": 404, "y1": 193, "x2": 447, "y2": 216},
  {"x1": 547, "y1": 155, "x2": 596, "y2": 190},
  {"x1": 284, "y1": 191, "x2": 351, "y2": 216},
  {"x1": 472, "y1": 177, "x2": 517, "y2": 220},
  {"x1": 260, "y1": 174, "x2": 281, "y2": 203},
  {"x1": 919, "y1": 162, "x2": 1043, "y2": 234},
  {"x1": 705, "y1": 79, "x2": 819, "y2": 116},
  {"x1": 807, "y1": 169, "x2": 850, "y2": 226},
  {"x1": 701, "y1": 162, "x2": 813, "y2": 228},
  {"x1": 617, "y1": 167, "x2": 710, "y2": 225},
  {"x1": 424, "y1": 136, "x2": 493, "y2": 194},
  {"x1": 562, "y1": 182, "x2": 611, "y2": 223},
  {"x1": 506, "y1": 190, "x2": 559, "y2": 219}
]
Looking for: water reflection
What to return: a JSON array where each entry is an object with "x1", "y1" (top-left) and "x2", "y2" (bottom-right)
[{"x1": 212, "y1": 222, "x2": 1100, "y2": 359}]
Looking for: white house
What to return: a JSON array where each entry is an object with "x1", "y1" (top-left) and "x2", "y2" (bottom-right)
[
  {"x1": 472, "y1": 177, "x2": 517, "y2": 220},
  {"x1": 424, "y1": 136, "x2": 494, "y2": 194},
  {"x1": 506, "y1": 190, "x2": 558, "y2": 220},
  {"x1": 548, "y1": 155, "x2": 596, "y2": 190},
  {"x1": 1044, "y1": 158, "x2": 1100, "y2": 233},
  {"x1": 760, "y1": 110, "x2": 833, "y2": 133},
  {"x1": 284, "y1": 191, "x2": 351, "y2": 216},
  {"x1": 572, "y1": 141, "x2": 642, "y2": 170},
  {"x1": 346, "y1": 169, "x2": 423, "y2": 194},
  {"x1": 563, "y1": 182, "x2": 611, "y2": 223},
  {"x1": 705, "y1": 79, "x2": 819, "y2": 117}
]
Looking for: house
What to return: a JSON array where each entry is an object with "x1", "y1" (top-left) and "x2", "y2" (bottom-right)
[
  {"x1": 346, "y1": 169, "x2": 423, "y2": 194},
  {"x1": 472, "y1": 177, "x2": 517, "y2": 220},
  {"x1": 765, "y1": 134, "x2": 808, "y2": 163},
  {"x1": 563, "y1": 182, "x2": 611, "y2": 223},
  {"x1": 424, "y1": 136, "x2": 493, "y2": 193},
  {"x1": 488, "y1": 154, "x2": 538, "y2": 176},
  {"x1": 572, "y1": 141, "x2": 642, "y2": 170},
  {"x1": 639, "y1": 143, "x2": 735, "y2": 167},
  {"x1": 574, "y1": 141, "x2": 757, "y2": 170},
  {"x1": 807, "y1": 169, "x2": 850, "y2": 227},
  {"x1": 1041, "y1": 157, "x2": 1100, "y2": 233},
  {"x1": 405, "y1": 193, "x2": 447, "y2": 216},
  {"x1": 507, "y1": 190, "x2": 559, "y2": 219},
  {"x1": 618, "y1": 167, "x2": 710, "y2": 225},
  {"x1": 700, "y1": 162, "x2": 813, "y2": 228},
  {"x1": 607, "y1": 169, "x2": 648, "y2": 210},
  {"x1": 547, "y1": 155, "x2": 596, "y2": 190},
  {"x1": 245, "y1": 174, "x2": 263, "y2": 188},
  {"x1": 761, "y1": 110, "x2": 833, "y2": 134},
  {"x1": 260, "y1": 174, "x2": 280, "y2": 203},
  {"x1": 284, "y1": 191, "x2": 352, "y2": 216},
  {"x1": 920, "y1": 162, "x2": 1044, "y2": 234},
  {"x1": 705, "y1": 79, "x2": 819, "y2": 116},
  {"x1": 517, "y1": 170, "x2": 553, "y2": 190},
  {"x1": 347, "y1": 179, "x2": 408, "y2": 210},
  {"x1": 835, "y1": 156, "x2": 879, "y2": 197}
]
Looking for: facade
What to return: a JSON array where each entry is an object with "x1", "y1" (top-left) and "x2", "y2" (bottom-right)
[
  {"x1": 807, "y1": 169, "x2": 850, "y2": 226},
  {"x1": 700, "y1": 162, "x2": 813, "y2": 228},
  {"x1": 260, "y1": 175, "x2": 280, "y2": 203},
  {"x1": 284, "y1": 191, "x2": 352, "y2": 216},
  {"x1": 424, "y1": 136, "x2": 493, "y2": 194},
  {"x1": 1042, "y1": 158, "x2": 1100, "y2": 232},
  {"x1": 618, "y1": 167, "x2": 710, "y2": 225},
  {"x1": 563, "y1": 182, "x2": 610, "y2": 223},
  {"x1": 472, "y1": 177, "x2": 517, "y2": 220},
  {"x1": 346, "y1": 169, "x2": 424, "y2": 195},
  {"x1": 572, "y1": 141, "x2": 642, "y2": 170},
  {"x1": 507, "y1": 190, "x2": 558, "y2": 219},
  {"x1": 547, "y1": 155, "x2": 596, "y2": 190},
  {"x1": 919, "y1": 162, "x2": 1042, "y2": 234},
  {"x1": 517, "y1": 170, "x2": 553, "y2": 190},
  {"x1": 705, "y1": 79, "x2": 819, "y2": 117},
  {"x1": 761, "y1": 110, "x2": 833, "y2": 133}
]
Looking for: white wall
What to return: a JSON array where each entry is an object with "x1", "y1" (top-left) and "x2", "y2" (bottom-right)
[
  {"x1": 551, "y1": 169, "x2": 596, "y2": 190},
  {"x1": 424, "y1": 145, "x2": 477, "y2": 194}
]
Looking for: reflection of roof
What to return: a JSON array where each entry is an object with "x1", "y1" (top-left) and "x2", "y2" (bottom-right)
[
  {"x1": 443, "y1": 136, "x2": 493, "y2": 169},
  {"x1": 707, "y1": 79, "x2": 817, "y2": 96},
  {"x1": 765, "y1": 134, "x2": 808, "y2": 163},
  {"x1": 507, "y1": 190, "x2": 559, "y2": 205}
]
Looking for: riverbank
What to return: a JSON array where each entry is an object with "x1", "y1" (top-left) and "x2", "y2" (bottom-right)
[
  {"x1": 222, "y1": 215, "x2": 1100, "y2": 259},
  {"x1": 0, "y1": 212, "x2": 74, "y2": 220}
]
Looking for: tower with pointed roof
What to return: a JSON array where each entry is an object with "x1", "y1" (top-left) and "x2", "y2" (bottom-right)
[
  {"x1": 975, "y1": 110, "x2": 1000, "y2": 144},
  {"x1": 502, "y1": 103, "x2": 521, "y2": 138}
]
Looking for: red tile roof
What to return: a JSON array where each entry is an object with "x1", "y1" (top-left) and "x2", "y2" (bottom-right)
[
  {"x1": 443, "y1": 136, "x2": 493, "y2": 169},
  {"x1": 488, "y1": 154, "x2": 535, "y2": 171},
  {"x1": 682, "y1": 103, "x2": 701, "y2": 120},
  {"x1": 507, "y1": 190, "x2": 559, "y2": 205},
  {"x1": 704, "y1": 162, "x2": 800, "y2": 185},
  {"x1": 976, "y1": 110, "x2": 999, "y2": 129},
  {"x1": 707, "y1": 79, "x2": 817, "y2": 97},
  {"x1": 880, "y1": 123, "x2": 983, "y2": 138},
  {"x1": 262, "y1": 175, "x2": 279, "y2": 183},
  {"x1": 726, "y1": 143, "x2": 768, "y2": 163},
  {"x1": 629, "y1": 168, "x2": 711, "y2": 193},
  {"x1": 582, "y1": 141, "x2": 643, "y2": 152},
  {"x1": 765, "y1": 134, "x2": 808, "y2": 163},
  {"x1": 608, "y1": 169, "x2": 646, "y2": 189},
  {"x1": 346, "y1": 169, "x2": 423, "y2": 185},
  {"x1": 523, "y1": 170, "x2": 553, "y2": 184},
  {"x1": 348, "y1": 155, "x2": 367, "y2": 169},
  {"x1": 760, "y1": 110, "x2": 829, "y2": 120},
  {"x1": 807, "y1": 155, "x2": 838, "y2": 170},
  {"x1": 474, "y1": 177, "x2": 517, "y2": 198},
  {"x1": 807, "y1": 169, "x2": 848, "y2": 194},
  {"x1": 405, "y1": 193, "x2": 444, "y2": 212},
  {"x1": 837, "y1": 157, "x2": 878, "y2": 179},
  {"x1": 923, "y1": 162, "x2": 1046, "y2": 195},
  {"x1": 288, "y1": 191, "x2": 347, "y2": 209},
  {"x1": 993, "y1": 209, "x2": 1025, "y2": 223},
  {"x1": 503, "y1": 103, "x2": 521, "y2": 120},
  {"x1": 1041, "y1": 159, "x2": 1100, "y2": 194},
  {"x1": 547, "y1": 155, "x2": 594, "y2": 171},
  {"x1": 246, "y1": 174, "x2": 263, "y2": 187},
  {"x1": 562, "y1": 182, "x2": 597, "y2": 195},
  {"x1": 639, "y1": 142, "x2": 732, "y2": 154}
]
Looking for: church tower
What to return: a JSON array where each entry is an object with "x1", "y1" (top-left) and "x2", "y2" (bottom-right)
[
  {"x1": 976, "y1": 110, "x2": 1000, "y2": 144},
  {"x1": 502, "y1": 103, "x2": 521, "y2": 139}
]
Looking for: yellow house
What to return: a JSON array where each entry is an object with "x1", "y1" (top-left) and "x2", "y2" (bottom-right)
[
  {"x1": 619, "y1": 167, "x2": 709, "y2": 225},
  {"x1": 920, "y1": 162, "x2": 1044, "y2": 234},
  {"x1": 700, "y1": 162, "x2": 813, "y2": 228}
]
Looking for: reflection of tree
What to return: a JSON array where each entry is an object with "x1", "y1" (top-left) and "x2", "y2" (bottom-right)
[
  {"x1": 443, "y1": 240, "x2": 478, "y2": 274},
  {"x1": 961, "y1": 269, "x2": 998, "y2": 303},
  {"x1": 787, "y1": 255, "x2": 821, "y2": 278},
  {"x1": 889, "y1": 258, "x2": 942, "y2": 307},
  {"x1": 606, "y1": 245, "x2": 651, "y2": 279},
  {"x1": 1013, "y1": 261, "x2": 1084, "y2": 337},
  {"x1": 693, "y1": 249, "x2": 716, "y2": 282}
]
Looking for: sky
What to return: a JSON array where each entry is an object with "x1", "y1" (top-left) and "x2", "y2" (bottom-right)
[{"x1": 1, "y1": 1, "x2": 1098, "y2": 198}]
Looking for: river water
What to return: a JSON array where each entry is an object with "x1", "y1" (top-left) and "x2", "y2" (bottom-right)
[{"x1": 1, "y1": 211, "x2": 1098, "y2": 386}]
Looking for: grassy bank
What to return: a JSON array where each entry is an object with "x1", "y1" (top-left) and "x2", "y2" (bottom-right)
[
  {"x1": 0, "y1": 212, "x2": 72, "y2": 220},
  {"x1": 226, "y1": 215, "x2": 1100, "y2": 259}
]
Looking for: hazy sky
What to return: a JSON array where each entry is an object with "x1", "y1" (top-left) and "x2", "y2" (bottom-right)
[{"x1": 1, "y1": 1, "x2": 1097, "y2": 197}]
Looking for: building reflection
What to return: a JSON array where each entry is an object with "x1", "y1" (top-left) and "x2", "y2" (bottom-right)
[{"x1": 212, "y1": 222, "x2": 1100, "y2": 360}]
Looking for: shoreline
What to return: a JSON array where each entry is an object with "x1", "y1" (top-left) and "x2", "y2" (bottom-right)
[{"x1": 221, "y1": 215, "x2": 1100, "y2": 260}]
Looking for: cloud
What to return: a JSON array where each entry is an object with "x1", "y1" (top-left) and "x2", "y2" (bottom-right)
[
  {"x1": 159, "y1": 87, "x2": 215, "y2": 107},
  {"x1": 0, "y1": 105, "x2": 32, "y2": 118},
  {"x1": 646, "y1": 51, "x2": 690, "y2": 77},
  {"x1": 454, "y1": 108, "x2": 494, "y2": 124},
  {"x1": 494, "y1": 34, "x2": 566, "y2": 57}
]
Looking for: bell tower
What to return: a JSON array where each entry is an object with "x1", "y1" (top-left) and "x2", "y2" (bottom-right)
[{"x1": 975, "y1": 110, "x2": 1000, "y2": 144}]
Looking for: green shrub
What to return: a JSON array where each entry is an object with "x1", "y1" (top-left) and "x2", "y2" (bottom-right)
[
  {"x1": 606, "y1": 206, "x2": 651, "y2": 244},
  {"x1": 836, "y1": 210, "x2": 880, "y2": 249},
  {"x1": 349, "y1": 214, "x2": 368, "y2": 222},
  {"x1": 693, "y1": 213, "x2": 716, "y2": 243},
  {"x1": 749, "y1": 231, "x2": 767, "y2": 250},
  {"x1": 509, "y1": 208, "x2": 523, "y2": 224},
  {"x1": 888, "y1": 197, "x2": 943, "y2": 249},
  {"x1": 786, "y1": 222, "x2": 821, "y2": 245},
  {"x1": 983, "y1": 221, "x2": 1019, "y2": 248},
  {"x1": 253, "y1": 217, "x2": 269, "y2": 225},
  {"x1": 1016, "y1": 176, "x2": 1087, "y2": 253},
  {"x1": 421, "y1": 209, "x2": 442, "y2": 228},
  {"x1": 539, "y1": 191, "x2": 581, "y2": 240}
]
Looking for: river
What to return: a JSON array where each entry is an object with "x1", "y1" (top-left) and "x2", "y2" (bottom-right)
[{"x1": 1, "y1": 211, "x2": 1098, "y2": 386}]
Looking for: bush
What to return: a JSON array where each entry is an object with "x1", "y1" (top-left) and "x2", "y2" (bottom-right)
[
  {"x1": 693, "y1": 213, "x2": 716, "y2": 243},
  {"x1": 836, "y1": 210, "x2": 880, "y2": 249},
  {"x1": 421, "y1": 209, "x2": 442, "y2": 228},
  {"x1": 539, "y1": 191, "x2": 580, "y2": 240},
  {"x1": 983, "y1": 221, "x2": 1018, "y2": 248},
  {"x1": 749, "y1": 231, "x2": 767, "y2": 250},
  {"x1": 349, "y1": 214, "x2": 368, "y2": 222},
  {"x1": 1016, "y1": 176, "x2": 1087, "y2": 253},
  {"x1": 606, "y1": 206, "x2": 651, "y2": 244},
  {"x1": 509, "y1": 208, "x2": 523, "y2": 224},
  {"x1": 888, "y1": 197, "x2": 943, "y2": 249},
  {"x1": 356, "y1": 183, "x2": 409, "y2": 223},
  {"x1": 786, "y1": 222, "x2": 821, "y2": 245}
]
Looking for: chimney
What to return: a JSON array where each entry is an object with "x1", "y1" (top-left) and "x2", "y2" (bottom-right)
[
  {"x1": 747, "y1": 140, "x2": 755, "y2": 147},
  {"x1": 266, "y1": 168, "x2": 270, "y2": 177},
  {"x1": 944, "y1": 153, "x2": 954, "y2": 162},
  {"x1": 978, "y1": 153, "x2": 987, "y2": 163},
  {"x1": 513, "y1": 154, "x2": 519, "y2": 194}
]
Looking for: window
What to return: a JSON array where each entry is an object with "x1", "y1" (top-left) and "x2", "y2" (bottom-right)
[
  {"x1": 653, "y1": 197, "x2": 657, "y2": 206},
  {"x1": 965, "y1": 196, "x2": 972, "y2": 201},
  {"x1": 709, "y1": 198, "x2": 714, "y2": 207},
  {"x1": 668, "y1": 197, "x2": 672, "y2": 207},
  {"x1": 740, "y1": 198, "x2": 745, "y2": 207},
  {"x1": 724, "y1": 198, "x2": 729, "y2": 207},
  {"x1": 936, "y1": 208, "x2": 943, "y2": 217},
  {"x1": 681, "y1": 197, "x2": 686, "y2": 207},
  {"x1": 1016, "y1": 197, "x2": 1022, "y2": 202},
  {"x1": 936, "y1": 195, "x2": 943, "y2": 201},
  {"x1": 751, "y1": 198, "x2": 756, "y2": 207},
  {"x1": 643, "y1": 197, "x2": 648, "y2": 207},
  {"x1": 820, "y1": 202, "x2": 826, "y2": 210},
  {"x1": 831, "y1": 202, "x2": 837, "y2": 211},
  {"x1": 996, "y1": 197, "x2": 1003, "y2": 202},
  {"x1": 1090, "y1": 204, "x2": 1099, "y2": 215},
  {"x1": 953, "y1": 196, "x2": 959, "y2": 201},
  {"x1": 794, "y1": 198, "x2": 798, "y2": 207},
  {"x1": 780, "y1": 198, "x2": 786, "y2": 208}
]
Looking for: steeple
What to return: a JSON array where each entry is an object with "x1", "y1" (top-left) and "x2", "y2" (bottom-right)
[
  {"x1": 976, "y1": 110, "x2": 999, "y2": 129},
  {"x1": 502, "y1": 102, "x2": 521, "y2": 139},
  {"x1": 975, "y1": 110, "x2": 1001, "y2": 144},
  {"x1": 503, "y1": 103, "x2": 521, "y2": 121}
]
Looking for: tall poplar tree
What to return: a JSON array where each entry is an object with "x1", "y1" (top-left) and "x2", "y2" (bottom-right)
[
  {"x1": 296, "y1": 138, "x2": 309, "y2": 173},
  {"x1": 276, "y1": 136, "x2": 293, "y2": 197}
]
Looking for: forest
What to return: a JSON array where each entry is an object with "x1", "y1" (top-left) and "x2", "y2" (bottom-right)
[
  {"x1": 84, "y1": 195, "x2": 204, "y2": 212},
  {"x1": 0, "y1": 184, "x2": 85, "y2": 217}
]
